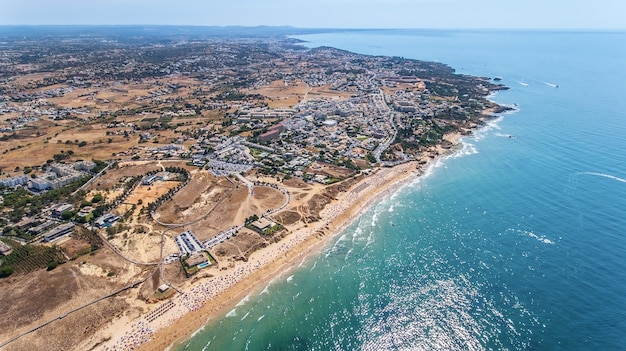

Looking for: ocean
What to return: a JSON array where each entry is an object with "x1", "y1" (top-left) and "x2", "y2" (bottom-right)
[{"x1": 177, "y1": 30, "x2": 626, "y2": 350}]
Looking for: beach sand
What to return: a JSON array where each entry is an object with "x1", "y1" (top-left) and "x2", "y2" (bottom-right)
[{"x1": 100, "y1": 138, "x2": 462, "y2": 351}]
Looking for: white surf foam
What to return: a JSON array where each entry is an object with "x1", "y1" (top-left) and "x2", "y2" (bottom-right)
[
  {"x1": 236, "y1": 294, "x2": 251, "y2": 307},
  {"x1": 494, "y1": 132, "x2": 517, "y2": 139},
  {"x1": 201, "y1": 340, "x2": 211, "y2": 351},
  {"x1": 452, "y1": 142, "x2": 478, "y2": 158},
  {"x1": 345, "y1": 247, "x2": 354, "y2": 261},
  {"x1": 522, "y1": 230, "x2": 555, "y2": 245},
  {"x1": 225, "y1": 308, "x2": 237, "y2": 318},
  {"x1": 309, "y1": 261, "x2": 317, "y2": 272},
  {"x1": 188, "y1": 323, "x2": 208, "y2": 341},
  {"x1": 371, "y1": 211, "x2": 379, "y2": 226},
  {"x1": 577, "y1": 172, "x2": 626, "y2": 184}
]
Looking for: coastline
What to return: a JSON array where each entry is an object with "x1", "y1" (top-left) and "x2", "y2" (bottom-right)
[
  {"x1": 90, "y1": 94, "x2": 509, "y2": 351},
  {"x1": 96, "y1": 131, "x2": 470, "y2": 351},
  {"x1": 6, "y1": 28, "x2": 624, "y2": 351},
  {"x1": 93, "y1": 74, "x2": 508, "y2": 351},
  {"x1": 0, "y1": 34, "x2": 513, "y2": 351},
  {"x1": 143, "y1": 164, "x2": 419, "y2": 351}
]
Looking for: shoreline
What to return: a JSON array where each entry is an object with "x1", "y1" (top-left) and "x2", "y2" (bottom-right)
[
  {"x1": 96, "y1": 160, "x2": 420, "y2": 350},
  {"x1": 101, "y1": 139, "x2": 463, "y2": 351},
  {"x1": 139, "y1": 161, "x2": 420, "y2": 351},
  {"x1": 98, "y1": 102, "x2": 507, "y2": 351}
]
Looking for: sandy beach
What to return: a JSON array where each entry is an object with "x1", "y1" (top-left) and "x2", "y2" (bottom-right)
[{"x1": 96, "y1": 138, "x2": 462, "y2": 351}]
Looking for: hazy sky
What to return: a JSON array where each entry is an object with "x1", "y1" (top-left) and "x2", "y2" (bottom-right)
[{"x1": 2, "y1": 0, "x2": 625, "y2": 29}]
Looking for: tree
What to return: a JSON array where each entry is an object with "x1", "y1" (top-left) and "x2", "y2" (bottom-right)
[
  {"x1": 46, "y1": 261, "x2": 59, "y2": 271},
  {"x1": 91, "y1": 193, "x2": 104, "y2": 203},
  {"x1": 92, "y1": 205, "x2": 106, "y2": 218},
  {"x1": 61, "y1": 211, "x2": 76, "y2": 220},
  {"x1": 0, "y1": 265, "x2": 14, "y2": 278},
  {"x1": 106, "y1": 226, "x2": 116, "y2": 237}
]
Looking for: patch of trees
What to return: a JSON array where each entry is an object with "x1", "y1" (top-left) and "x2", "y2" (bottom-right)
[
  {"x1": 425, "y1": 81, "x2": 458, "y2": 97},
  {"x1": 2, "y1": 176, "x2": 90, "y2": 223},
  {"x1": 1, "y1": 243, "x2": 65, "y2": 276},
  {"x1": 0, "y1": 265, "x2": 14, "y2": 278},
  {"x1": 245, "y1": 214, "x2": 259, "y2": 225},
  {"x1": 212, "y1": 90, "x2": 262, "y2": 102},
  {"x1": 105, "y1": 223, "x2": 128, "y2": 239},
  {"x1": 164, "y1": 166, "x2": 190, "y2": 182},
  {"x1": 91, "y1": 193, "x2": 104, "y2": 203},
  {"x1": 335, "y1": 157, "x2": 360, "y2": 171},
  {"x1": 91, "y1": 159, "x2": 108, "y2": 173},
  {"x1": 0, "y1": 133, "x2": 19, "y2": 142},
  {"x1": 104, "y1": 176, "x2": 142, "y2": 213},
  {"x1": 143, "y1": 167, "x2": 190, "y2": 214},
  {"x1": 53, "y1": 150, "x2": 74, "y2": 161}
]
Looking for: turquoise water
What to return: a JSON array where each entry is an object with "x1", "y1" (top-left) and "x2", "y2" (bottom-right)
[{"x1": 178, "y1": 31, "x2": 626, "y2": 350}]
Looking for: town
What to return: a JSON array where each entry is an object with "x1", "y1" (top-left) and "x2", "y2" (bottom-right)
[{"x1": 0, "y1": 27, "x2": 507, "y2": 351}]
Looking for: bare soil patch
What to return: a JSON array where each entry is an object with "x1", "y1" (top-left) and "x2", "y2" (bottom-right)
[
  {"x1": 60, "y1": 237, "x2": 92, "y2": 258},
  {"x1": 252, "y1": 186, "x2": 286, "y2": 209},
  {"x1": 156, "y1": 174, "x2": 233, "y2": 224},
  {"x1": 212, "y1": 229, "x2": 267, "y2": 261},
  {"x1": 272, "y1": 210, "x2": 301, "y2": 226},
  {"x1": 0, "y1": 246, "x2": 149, "y2": 351},
  {"x1": 92, "y1": 162, "x2": 161, "y2": 191},
  {"x1": 245, "y1": 80, "x2": 308, "y2": 108},
  {"x1": 300, "y1": 194, "x2": 333, "y2": 221},
  {"x1": 282, "y1": 177, "x2": 312, "y2": 189},
  {"x1": 305, "y1": 161, "x2": 356, "y2": 179}
]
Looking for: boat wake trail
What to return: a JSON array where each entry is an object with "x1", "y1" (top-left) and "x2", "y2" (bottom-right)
[{"x1": 577, "y1": 172, "x2": 626, "y2": 184}]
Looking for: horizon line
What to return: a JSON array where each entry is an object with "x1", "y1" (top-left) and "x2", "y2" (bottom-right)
[{"x1": 0, "y1": 24, "x2": 625, "y2": 32}]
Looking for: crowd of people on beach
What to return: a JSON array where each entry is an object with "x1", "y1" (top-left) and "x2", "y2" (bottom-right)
[{"x1": 105, "y1": 321, "x2": 154, "y2": 351}]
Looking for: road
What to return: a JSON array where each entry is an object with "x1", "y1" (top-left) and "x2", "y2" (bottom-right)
[
  {"x1": 73, "y1": 161, "x2": 114, "y2": 195},
  {"x1": 370, "y1": 88, "x2": 399, "y2": 166},
  {"x1": 235, "y1": 173, "x2": 255, "y2": 195}
]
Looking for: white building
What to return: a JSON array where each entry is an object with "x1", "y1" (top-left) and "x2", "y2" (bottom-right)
[
  {"x1": 30, "y1": 177, "x2": 51, "y2": 191},
  {"x1": 74, "y1": 160, "x2": 96, "y2": 172},
  {"x1": 0, "y1": 175, "x2": 28, "y2": 187},
  {"x1": 43, "y1": 223, "x2": 75, "y2": 242}
]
